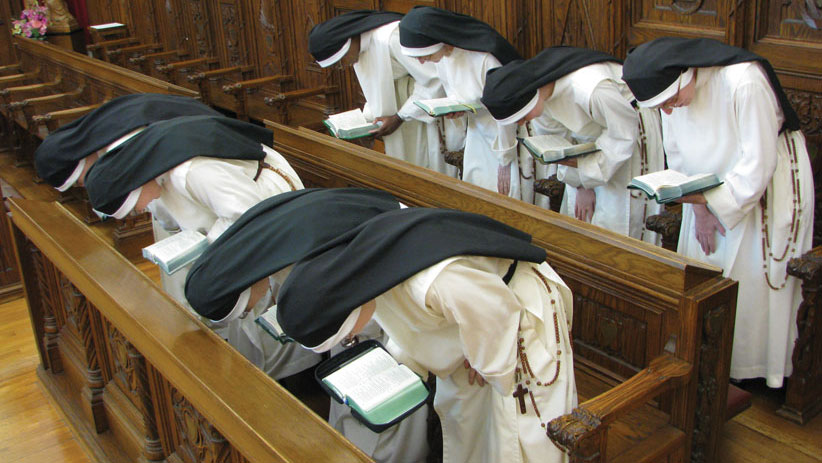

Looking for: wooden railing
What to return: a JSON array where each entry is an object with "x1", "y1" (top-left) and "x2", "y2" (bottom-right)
[{"x1": 8, "y1": 197, "x2": 372, "y2": 463}]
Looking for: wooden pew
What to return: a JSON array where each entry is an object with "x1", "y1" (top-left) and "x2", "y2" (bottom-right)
[
  {"x1": 8, "y1": 197, "x2": 372, "y2": 463},
  {"x1": 265, "y1": 121, "x2": 738, "y2": 463},
  {"x1": 4, "y1": 36, "x2": 201, "y2": 259}
]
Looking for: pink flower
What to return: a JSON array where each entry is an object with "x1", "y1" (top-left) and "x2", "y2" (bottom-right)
[{"x1": 30, "y1": 19, "x2": 42, "y2": 29}]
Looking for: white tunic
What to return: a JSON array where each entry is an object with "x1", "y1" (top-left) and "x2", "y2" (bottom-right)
[
  {"x1": 435, "y1": 48, "x2": 527, "y2": 200},
  {"x1": 354, "y1": 22, "x2": 458, "y2": 177},
  {"x1": 531, "y1": 62, "x2": 664, "y2": 243},
  {"x1": 150, "y1": 145, "x2": 321, "y2": 379},
  {"x1": 661, "y1": 63, "x2": 814, "y2": 387},
  {"x1": 375, "y1": 256, "x2": 577, "y2": 463}
]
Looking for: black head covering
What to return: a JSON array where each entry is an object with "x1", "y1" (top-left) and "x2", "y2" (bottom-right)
[
  {"x1": 308, "y1": 10, "x2": 404, "y2": 64},
  {"x1": 398, "y1": 6, "x2": 521, "y2": 65},
  {"x1": 622, "y1": 37, "x2": 799, "y2": 132},
  {"x1": 482, "y1": 46, "x2": 621, "y2": 122},
  {"x1": 185, "y1": 188, "x2": 401, "y2": 320},
  {"x1": 277, "y1": 207, "x2": 547, "y2": 347},
  {"x1": 34, "y1": 93, "x2": 220, "y2": 188},
  {"x1": 85, "y1": 115, "x2": 273, "y2": 217}
]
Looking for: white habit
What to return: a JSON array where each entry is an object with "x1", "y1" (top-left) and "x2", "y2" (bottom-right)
[
  {"x1": 374, "y1": 256, "x2": 577, "y2": 463},
  {"x1": 354, "y1": 22, "x2": 458, "y2": 177},
  {"x1": 435, "y1": 48, "x2": 528, "y2": 200},
  {"x1": 150, "y1": 145, "x2": 321, "y2": 379},
  {"x1": 528, "y1": 62, "x2": 664, "y2": 243},
  {"x1": 661, "y1": 63, "x2": 814, "y2": 387}
]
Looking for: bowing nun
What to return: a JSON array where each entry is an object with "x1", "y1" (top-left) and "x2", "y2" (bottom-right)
[
  {"x1": 398, "y1": 7, "x2": 530, "y2": 200},
  {"x1": 309, "y1": 10, "x2": 458, "y2": 177},
  {"x1": 85, "y1": 114, "x2": 318, "y2": 380},
  {"x1": 481, "y1": 47, "x2": 664, "y2": 243},
  {"x1": 34, "y1": 93, "x2": 220, "y2": 192},
  {"x1": 622, "y1": 37, "x2": 814, "y2": 387},
  {"x1": 185, "y1": 188, "x2": 430, "y2": 463},
  {"x1": 276, "y1": 207, "x2": 577, "y2": 463}
]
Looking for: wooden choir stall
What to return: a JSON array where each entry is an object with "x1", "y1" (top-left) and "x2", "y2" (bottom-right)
[{"x1": 8, "y1": 118, "x2": 738, "y2": 463}]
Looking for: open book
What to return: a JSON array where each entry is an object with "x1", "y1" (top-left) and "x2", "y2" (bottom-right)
[
  {"x1": 628, "y1": 169, "x2": 723, "y2": 204},
  {"x1": 519, "y1": 134, "x2": 599, "y2": 164},
  {"x1": 255, "y1": 306, "x2": 295, "y2": 344},
  {"x1": 316, "y1": 340, "x2": 430, "y2": 433},
  {"x1": 414, "y1": 98, "x2": 482, "y2": 117},
  {"x1": 142, "y1": 229, "x2": 208, "y2": 274},
  {"x1": 323, "y1": 109, "x2": 379, "y2": 140}
]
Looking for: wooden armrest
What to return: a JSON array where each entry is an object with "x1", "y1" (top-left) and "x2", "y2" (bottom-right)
[
  {"x1": 534, "y1": 175, "x2": 565, "y2": 198},
  {"x1": 547, "y1": 354, "x2": 691, "y2": 454},
  {"x1": 187, "y1": 64, "x2": 255, "y2": 83},
  {"x1": 107, "y1": 42, "x2": 161, "y2": 57},
  {"x1": 0, "y1": 63, "x2": 21, "y2": 74},
  {"x1": 157, "y1": 57, "x2": 216, "y2": 73},
  {"x1": 222, "y1": 74, "x2": 293, "y2": 94},
  {"x1": 264, "y1": 85, "x2": 338, "y2": 104},
  {"x1": 7, "y1": 87, "x2": 83, "y2": 111},
  {"x1": 0, "y1": 72, "x2": 37, "y2": 85},
  {"x1": 130, "y1": 49, "x2": 186, "y2": 64},
  {"x1": 32, "y1": 104, "x2": 100, "y2": 126},
  {"x1": 87, "y1": 37, "x2": 139, "y2": 51},
  {"x1": 0, "y1": 80, "x2": 61, "y2": 101},
  {"x1": 787, "y1": 246, "x2": 822, "y2": 283}
]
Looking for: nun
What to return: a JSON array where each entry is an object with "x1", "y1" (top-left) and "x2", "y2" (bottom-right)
[
  {"x1": 85, "y1": 114, "x2": 319, "y2": 380},
  {"x1": 34, "y1": 93, "x2": 220, "y2": 191},
  {"x1": 481, "y1": 46, "x2": 665, "y2": 244},
  {"x1": 622, "y1": 37, "x2": 814, "y2": 387},
  {"x1": 398, "y1": 7, "x2": 530, "y2": 200},
  {"x1": 309, "y1": 10, "x2": 458, "y2": 177},
  {"x1": 276, "y1": 207, "x2": 577, "y2": 463},
  {"x1": 185, "y1": 188, "x2": 430, "y2": 463}
]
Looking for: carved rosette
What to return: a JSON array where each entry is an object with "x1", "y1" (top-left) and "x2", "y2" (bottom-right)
[
  {"x1": 171, "y1": 389, "x2": 232, "y2": 463},
  {"x1": 107, "y1": 326, "x2": 163, "y2": 459},
  {"x1": 546, "y1": 407, "x2": 602, "y2": 460},
  {"x1": 691, "y1": 303, "x2": 728, "y2": 463},
  {"x1": 671, "y1": 0, "x2": 705, "y2": 14},
  {"x1": 31, "y1": 247, "x2": 63, "y2": 373}
]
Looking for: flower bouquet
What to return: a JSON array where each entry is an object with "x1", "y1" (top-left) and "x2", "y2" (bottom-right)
[{"x1": 11, "y1": 5, "x2": 49, "y2": 40}]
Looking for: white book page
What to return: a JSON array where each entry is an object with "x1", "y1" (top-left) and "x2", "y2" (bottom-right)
[
  {"x1": 324, "y1": 348, "x2": 418, "y2": 411},
  {"x1": 143, "y1": 229, "x2": 206, "y2": 263},
  {"x1": 416, "y1": 97, "x2": 460, "y2": 109},
  {"x1": 344, "y1": 364, "x2": 419, "y2": 412},
  {"x1": 327, "y1": 109, "x2": 371, "y2": 130},
  {"x1": 633, "y1": 169, "x2": 693, "y2": 192},
  {"x1": 526, "y1": 134, "x2": 573, "y2": 152}
]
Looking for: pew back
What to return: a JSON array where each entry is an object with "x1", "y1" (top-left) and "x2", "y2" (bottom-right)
[{"x1": 266, "y1": 121, "x2": 738, "y2": 463}]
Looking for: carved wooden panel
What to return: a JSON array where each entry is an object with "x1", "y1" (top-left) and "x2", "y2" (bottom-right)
[
  {"x1": 249, "y1": 0, "x2": 287, "y2": 76},
  {"x1": 747, "y1": 1, "x2": 822, "y2": 78},
  {"x1": 540, "y1": 0, "x2": 621, "y2": 55},
  {"x1": 0, "y1": 189, "x2": 20, "y2": 292},
  {"x1": 170, "y1": 388, "x2": 248, "y2": 463}
]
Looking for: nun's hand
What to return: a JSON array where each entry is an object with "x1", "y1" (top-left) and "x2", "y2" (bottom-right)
[
  {"x1": 574, "y1": 187, "x2": 596, "y2": 223},
  {"x1": 444, "y1": 111, "x2": 466, "y2": 119},
  {"x1": 693, "y1": 203, "x2": 725, "y2": 255},
  {"x1": 497, "y1": 164, "x2": 511, "y2": 196},
  {"x1": 370, "y1": 114, "x2": 403, "y2": 137},
  {"x1": 464, "y1": 359, "x2": 486, "y2": 387}
]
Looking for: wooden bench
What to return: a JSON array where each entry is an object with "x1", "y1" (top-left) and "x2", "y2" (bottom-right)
[
  {"x1": 1, "y1": 36, "x2": 202, "y2": 259},
  {"x1": 8, "y1": 197, "x2": 372, "y2": 463},
  {"x1": 264, "y1": 122, "x2": 738, "y2": 463}
]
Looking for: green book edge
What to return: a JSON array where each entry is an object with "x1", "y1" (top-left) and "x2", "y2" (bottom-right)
[
  {"x1": 323, "y1": 376, "x2": 429, "y2": 425},
  {"x1": 322, "y1": 118, "x2": 376, "y2": 140}
]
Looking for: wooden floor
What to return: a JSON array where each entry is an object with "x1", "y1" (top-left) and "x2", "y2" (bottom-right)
[{"x1": 1, "y1": 289, "x2": 820, "y2": 462}]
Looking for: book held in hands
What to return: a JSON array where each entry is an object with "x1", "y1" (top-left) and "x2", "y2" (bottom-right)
[
  {"x1": 323, "y1": 109, "x2": 379, "y2": 140},
  {"x1": 519, "y1": 134, "x2": 599, "y2": 164},
  {"x1": 413, "y1": 98, "x2": 482, "y2": 117},
  {"x1": 142, "y1": 229, "x2": 208, "y2": 275},
  {"x1": 315, "y1": 340, "x2": 430, "y2": 433},
  {"x1": 255, "y1": 307, "x2": 295, "y2": 344},
  {"x1": 628, "y1": 169, "x2": 723, "y2": 204}
]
